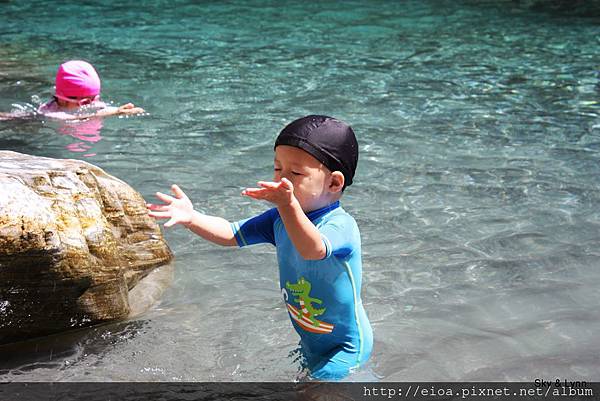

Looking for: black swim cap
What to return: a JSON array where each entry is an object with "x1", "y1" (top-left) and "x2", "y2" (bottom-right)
[{"x1": 275, "y1": 115, "x2": 359, "y2": 188}]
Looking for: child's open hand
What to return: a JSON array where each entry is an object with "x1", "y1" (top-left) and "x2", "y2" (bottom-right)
[
  {"x1": 147, "y1": 184, "x2": 194, "y2": 227},
  {"x1": 117, "y1": 103, "x2": 145, "y2": 115},
  {"x1": 242, "y1": 178, "x2": 295, "y2": 207}
]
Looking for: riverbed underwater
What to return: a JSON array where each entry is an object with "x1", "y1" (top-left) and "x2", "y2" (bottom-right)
[{"x1": 0, "y1": 0, "x2": 599, "y2": 382}]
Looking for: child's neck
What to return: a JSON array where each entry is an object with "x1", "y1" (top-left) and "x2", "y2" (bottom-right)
[{"x1": 304, "y1": 194, "x2": 342, "y2": 214}]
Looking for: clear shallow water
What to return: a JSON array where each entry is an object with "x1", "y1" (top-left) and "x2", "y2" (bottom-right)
[{"x1": 1, "y1": 0, "x2": 599, "y2": 382}]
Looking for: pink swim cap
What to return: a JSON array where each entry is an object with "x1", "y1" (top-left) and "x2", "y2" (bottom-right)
[{"x1": 55, "y1": 60, "x2": 101, "y2": 100}]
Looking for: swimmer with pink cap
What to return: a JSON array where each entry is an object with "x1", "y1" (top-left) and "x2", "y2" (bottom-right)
[
  {"x1": 54, "y1": 60, "x2": 101, "y2": 105},
  {"x1": 37, "y1": 60, "x2": 145, "y2": 120}
]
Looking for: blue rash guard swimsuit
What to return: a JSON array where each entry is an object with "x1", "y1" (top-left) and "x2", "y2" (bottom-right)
[{"x1": 231, "y1": 201, "x2": 373, "y2": 380}]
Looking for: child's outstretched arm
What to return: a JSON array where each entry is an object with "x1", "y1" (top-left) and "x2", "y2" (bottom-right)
[
  {"x1": 95, "y1": 103, "x2": 145, "y2": 117},
  {"x1": 243, "y1": 178, "x2": 326, "y2": 260},
  {"x1": 40, "y1": 103, "x2": 145, "y2": 121},
  {"x1": 147, "y1": 184, "x2": 237, "y2": 246},
  {"x1": 0, "y1": 112, "x2": 16, "y2": 120},
  {"x1": 0, "y1": 110, "x2": 34, "y2": 120}
]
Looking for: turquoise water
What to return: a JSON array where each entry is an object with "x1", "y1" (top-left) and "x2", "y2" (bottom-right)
[{"x1": 1, "y1": 0, "x2": 599, "y2": 381}]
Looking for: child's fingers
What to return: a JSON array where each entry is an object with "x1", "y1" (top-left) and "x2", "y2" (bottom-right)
[
  {"x1": 280, "y1": 178, "x2": 293, "y2": 190},
  {"x1": 258, "y1": 181, "x2": 278, "y2": 189},
  {"x1": 164, "y1": 218, "x2": 177, "y2": 228},
  {"x1": 242, "y1": 188, "x2": 262, "y2": 196},
  {"x1": 155, "y1": 191, "x2": 175, "y2": 203},
  {"x1": 259, "y1": 179, "x2": 292, "y2": 191},
  {"x1": 242, "y1": 188, "x2": 269, "y2": 199},
  {"x1": 171, "y1": 184, "x2": 188, "y2": 200},
  {"x1": 146, "y1": 203, "x2": 169, "y2": 211},
  {"x1": 148, "y1": 211, "x2": 171, "y2": 219}
]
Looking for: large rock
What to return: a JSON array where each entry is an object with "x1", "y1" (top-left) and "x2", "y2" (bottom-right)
[{"x1": 0, "y1": 151, "x2": 173, "y2": 345}]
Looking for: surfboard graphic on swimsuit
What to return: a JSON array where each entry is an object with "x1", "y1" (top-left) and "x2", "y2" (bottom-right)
[{"x1": 285, "y1": 277, "x2": 334, "y2": 334}]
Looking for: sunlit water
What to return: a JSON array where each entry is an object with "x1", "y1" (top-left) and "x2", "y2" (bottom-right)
[{"x1": 1, "y1": 0, "x2": 599, "y2": 382}]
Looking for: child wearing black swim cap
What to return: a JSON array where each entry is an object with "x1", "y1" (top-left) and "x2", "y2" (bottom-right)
[{"x1": 148, "y1": 115, "x2": 373, "y2": 380}]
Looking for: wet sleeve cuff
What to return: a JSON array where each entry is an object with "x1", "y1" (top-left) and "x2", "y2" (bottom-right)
[{"x1": 230, "y1": 222, "x2": 246, "y2": 247}]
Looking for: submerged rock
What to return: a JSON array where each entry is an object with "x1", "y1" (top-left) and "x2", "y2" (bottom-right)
[{"x1": 0, "y1": 151, "x2": 173, "y2": 345}]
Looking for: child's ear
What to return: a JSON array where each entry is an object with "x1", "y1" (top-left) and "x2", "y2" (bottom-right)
[{"x1": 329, "y1": 171, "x2": 345, "y2": 193}]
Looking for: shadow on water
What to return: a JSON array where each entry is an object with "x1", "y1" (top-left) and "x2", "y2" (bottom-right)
[
  {"x1": 463, "y1": 0, "x2": 600, "y2": 18},
  {"x1": 523, "y1": 0, "x2": 600, "y2": 17},
  {"x1": 0, "y1": 138, "x2": 31, "y2": 152},
  {"x1": 0, "y1": 319, "x2": 148, "y2": 376},
  {"x1": 0, "y1": 119, "x2": 55, "y2": 157}
]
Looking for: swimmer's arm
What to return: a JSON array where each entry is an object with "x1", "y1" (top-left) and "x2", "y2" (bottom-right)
[
  {"x1": 39, "y1": 104, "x2": 144, "y2": 120},
  {"x1": 95, "y1": 103, "x2": 145, "y2": 117},
  {"x1": 243, "y1": 178, "x2": 326, "y2": 260},
  {"x1": 42, "y1": 112, "x2": 93, "y2": 120},
  {"x1": 147, "y1": 184, "x2": 237, "y2": 246},
  {"x1": 0, "y1": 111, "x2": 33, "y2": 120}
]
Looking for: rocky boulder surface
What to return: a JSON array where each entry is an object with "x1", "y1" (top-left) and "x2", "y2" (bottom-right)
[{"x1": 0, "y1": 151, "x2": 173, "y2": 345}]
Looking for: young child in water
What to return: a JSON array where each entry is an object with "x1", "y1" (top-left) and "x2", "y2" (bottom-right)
[
  {"x1": 147, "y1": 115, "x2": 373, "y2": 380},
  {"x1": 37, "y1": 59, "x2": 144, "y2": 120},
  {"x1": 0, "y1": 60, "x2": 144, "y2": 121}
]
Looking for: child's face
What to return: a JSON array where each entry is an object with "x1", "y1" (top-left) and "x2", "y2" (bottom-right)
[
  {"x1": 56, "y1": 98, "x2": 80, "y2": 109},
  {"x1": 274, "y1": 145, "x2": 338, "y2": 212},
  {"x1": 56, "y1": 96, "x2": 96, "y2": 110}
]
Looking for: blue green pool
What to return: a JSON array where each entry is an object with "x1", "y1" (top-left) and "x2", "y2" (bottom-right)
[{"x1": 0, "y1": 0, "x2": 599, "y2": 381}]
